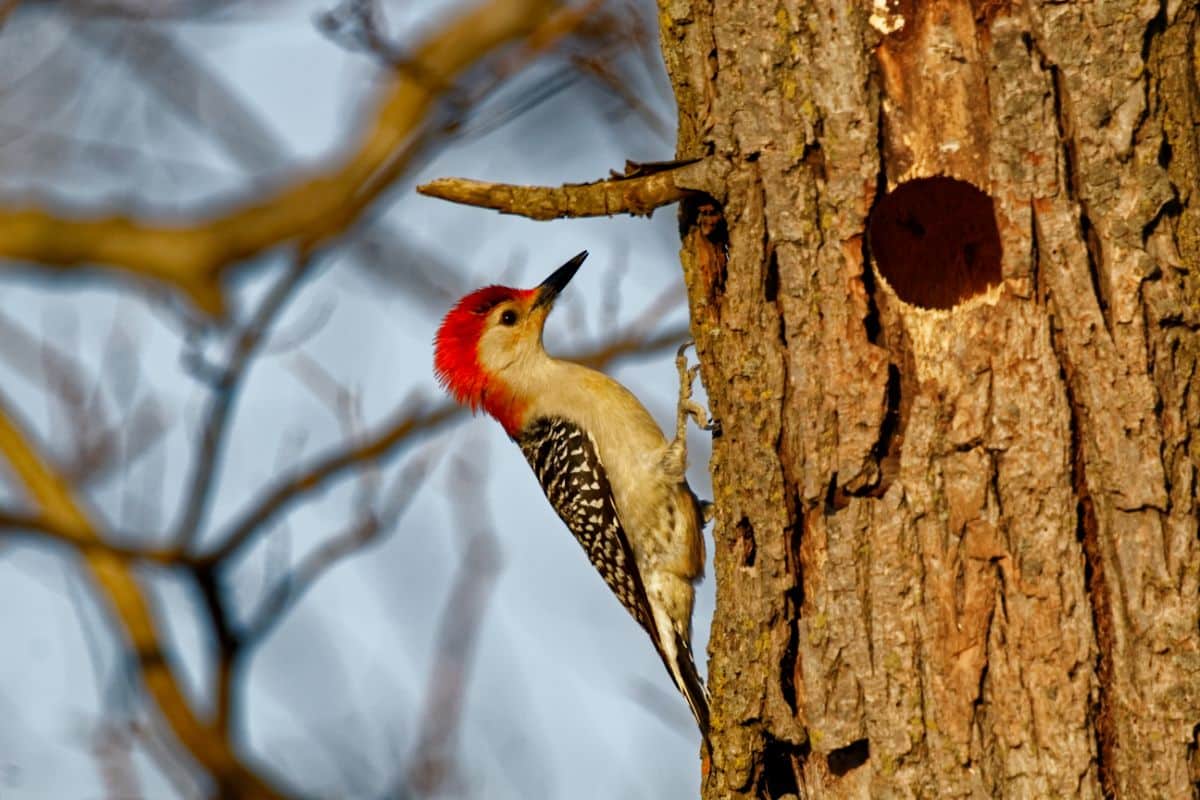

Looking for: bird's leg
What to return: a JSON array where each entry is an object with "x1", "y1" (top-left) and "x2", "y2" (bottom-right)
[{"x1": 663, "y1": 342, "x2": 712, "y2": 481}]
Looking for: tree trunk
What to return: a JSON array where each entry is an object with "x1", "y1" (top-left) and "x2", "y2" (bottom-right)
[{"x1": 658, "y1": 0, "x2": 1200, "y2": 796}]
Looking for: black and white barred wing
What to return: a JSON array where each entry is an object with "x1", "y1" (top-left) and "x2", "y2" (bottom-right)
[{"x1": 517, "y1": 417, "x2": 657, "y2": 637}]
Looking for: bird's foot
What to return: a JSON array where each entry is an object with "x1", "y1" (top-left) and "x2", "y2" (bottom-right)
[{"x1": 675, "y1": 342, "x2": 715, "y2": 436}]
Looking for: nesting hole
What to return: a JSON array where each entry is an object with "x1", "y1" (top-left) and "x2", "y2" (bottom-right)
[{"x1": 868, "y1": 176, "x2": 1002, "y2": 310}]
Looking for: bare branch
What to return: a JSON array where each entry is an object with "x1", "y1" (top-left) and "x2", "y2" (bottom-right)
[
  {"x1": 417, "y1": 158, "x2": 704, "y2": 220},
  {"x1": 0, "y1": 311, "x2": 100, "y2": 465},
  {"x1": 204, "y1": 322, "x2": 688, "y2": 568},
  {"x1": 239, "y1": 443, "x2": 444, "y2": 648},
  {"x1": 92, "y1": 722, "x2": 142, "y2": 800},
  {"x1": 317, "y1": 0, "x2": 437, "y2": 81},
  {"x1": 0, "y1": 0, "x2": 562, "y2": 314},
  {"x1": 175, "y1": 252, "x2": 326, "y2": 726},
  {"x1": 569, "y1": 52, "x2": 673, "y2": 140},
  {"x1": 404, "y1": 445, "x2": 502, "y2": 797},
  {"x1": 0, "y1": 507, "x2": 187, "y2": 565},
  {"x1": 128, "y1": 715, "x2": 207, "y2": 800},
  {"x1": 0, "y1": 306, "x2": 170, "y2": 489},
  {"x1": 0, "y1": 309, "x2": 170, "y2": 489},
  {"x1": 203, "y1": 400, "x2": 461, "y2": 567},
  {"x1": 0, "y1": 395, "x2": 287, "y2": 799},
  {"x1": 194, "y1": 562, "x2": 239, "y2": 733},
  {"x1": 575, "y1": 322, "x2": 689, "y2": 371},
  {"x1": 62, "y1": 396, "x2": 170, "y2": 487},
  {"x1": 75, "y1": 21, "x2": 290, "y2": 173},
  {"x1": 174, "y1": 253, "x2": 315, "y2": 548},
  {"x1": 345, "y1": 225, "x2": 469, "y2": 310}
]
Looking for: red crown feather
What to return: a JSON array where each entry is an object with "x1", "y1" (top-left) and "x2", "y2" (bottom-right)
[{"x1": 433, "y1": 285, "x2": 534, "y2": 434}]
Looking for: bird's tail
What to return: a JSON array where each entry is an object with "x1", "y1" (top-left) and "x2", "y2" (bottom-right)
[
  {"x1": 670, "y1": 629, "x2": 711, "y2": 743},
  {"x1": 649, "y1": 611, "x2": 710, "y2": 745}
]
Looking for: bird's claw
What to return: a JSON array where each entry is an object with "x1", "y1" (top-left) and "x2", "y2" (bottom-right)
[
  {"x1": 675, "y1": 341, "x2": 715, "y2": 433},
  {"x1": 675, "y1": 342, "x2": 695, "y2": 400},
  {"x1": 684, "y1": 400, "x2": 712, "y2": 430}
]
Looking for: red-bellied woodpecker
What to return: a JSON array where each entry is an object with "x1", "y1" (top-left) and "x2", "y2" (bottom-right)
[{"x1": 433, "y1": 251, "x2": 711, "y2": 741}]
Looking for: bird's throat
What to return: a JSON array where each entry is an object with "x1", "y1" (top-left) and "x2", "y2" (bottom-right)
[{"x1": 480, "y1": 379, "x2": 527, "y2": 438}]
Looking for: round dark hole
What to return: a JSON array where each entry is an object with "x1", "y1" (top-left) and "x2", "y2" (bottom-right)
[{"x1": 868, "y1": 176, "x2": 1002, "y2": 310}]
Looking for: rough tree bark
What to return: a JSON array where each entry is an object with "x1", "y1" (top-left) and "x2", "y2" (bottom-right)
[{"x1": 658, "y1": 0, "x2": 1200, "y2": 797}]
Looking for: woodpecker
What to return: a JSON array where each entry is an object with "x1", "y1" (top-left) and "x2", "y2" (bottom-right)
[{"x1": 433, "y1": 251, "x2": 711, "y2": 741}]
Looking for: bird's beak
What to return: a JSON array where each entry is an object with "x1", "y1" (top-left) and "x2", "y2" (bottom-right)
[{"x1": 532, "y1": 251, "x2": 588, "y2": 310}]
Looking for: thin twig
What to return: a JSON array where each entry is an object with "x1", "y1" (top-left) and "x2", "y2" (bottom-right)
[
  {"x1": 0, "y1": 311, "x2": 99, "y2": 470},
  {"x1": 76, "y1": 21, "x2": 291, "y2": 172},
  {"x1": 403, "y1": 444, "x2": 501, "y2": 797},
  {"x1": 203, "y1": 323, "x2": 688, "y2": 568},
  {"x1": 239, "y1": 443, "x2": 444, "y2": 648},
  {"x1": 174, "y1": 253, "x2": 315, "y2": 548},
  {"x1": 0, "y1": 508, "x2": 188, "y2": 564},
  {"x1": 203, "y1": 400, "x2": 460, "y2": 568},
  {"x1": 92, "y1": 722, "x2": 142, "y2": 800},
  {"x1": 317, "y1": 0, "x2": 453, "y2": 91},
  {"x1": 569, "y1": 53, "x2": 673, "y2": 140},
  {"x1": 128, "y1": 716, "x2": 206, "y2": 800},
  {"x1": 0, "y1": 394, "x2": 286, "y2": 799},
  {"x1": 0, "y1": 0, "x2": 562, "y2": 314}
]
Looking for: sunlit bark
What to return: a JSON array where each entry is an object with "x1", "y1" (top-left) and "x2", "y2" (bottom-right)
[{"x1": 659, "y1": 1, "x2": 1200, "y2": 796}]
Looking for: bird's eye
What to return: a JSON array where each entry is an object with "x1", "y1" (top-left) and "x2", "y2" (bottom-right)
[{"x1": 499, "y1": 309, "x2": 518, "y2": 326}]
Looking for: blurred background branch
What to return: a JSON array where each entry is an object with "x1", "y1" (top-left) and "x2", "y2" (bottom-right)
[
  {"x1": 0, "y1": 0, "x2": 705, "y2": 797},
  {"x1": 0, "y1": 0, "x2": 562, "y2": 315},
  {"x1": 0, "y1": 395, "x2": 285, "y2": 798}
]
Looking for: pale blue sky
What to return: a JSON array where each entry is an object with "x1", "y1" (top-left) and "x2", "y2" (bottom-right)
[{"x1": 0, "y1": 3, "x2": 713, "y2": 798}]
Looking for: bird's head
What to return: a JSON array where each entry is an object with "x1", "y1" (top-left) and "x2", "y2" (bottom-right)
[{"x1": 434, "y1": 251, "x2": 587, "y2": 432}]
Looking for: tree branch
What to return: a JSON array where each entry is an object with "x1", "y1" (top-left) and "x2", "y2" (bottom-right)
[
  {"x1": 202, "y1": 401, "x2": 461, "y2": 567},
  {"x1": 403, "y1": 446, "x2": 502, "y2": 797},
  {"x1": 0, "y1": 320, "x2": 688, "y2": 577},
  {"x1": 202, "y1": 322, "x2": 688, "y2": 567},
  {"x1": 0, "y1": 0, "x2": 561, "y2": 315},
  {"x1": 416, "y1": 158, "x2": 703, "y2": 220},
  {"x1": 238, "y1": 443, "x2": 442, "y2": 650},
  {"x1": 173, "y1": 252, "x2": 315, "y2": 548},
  {"x1": 0, "y1": 508, "x2": 187, "y2": 565},
  {"x1": 0, "y1": 396, "x2": 287, "y2": 799}
]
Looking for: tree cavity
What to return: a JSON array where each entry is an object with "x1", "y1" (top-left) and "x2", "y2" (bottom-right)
[{"x1": 868, "y1": 177, "x2": 1002, "y2": 310}]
